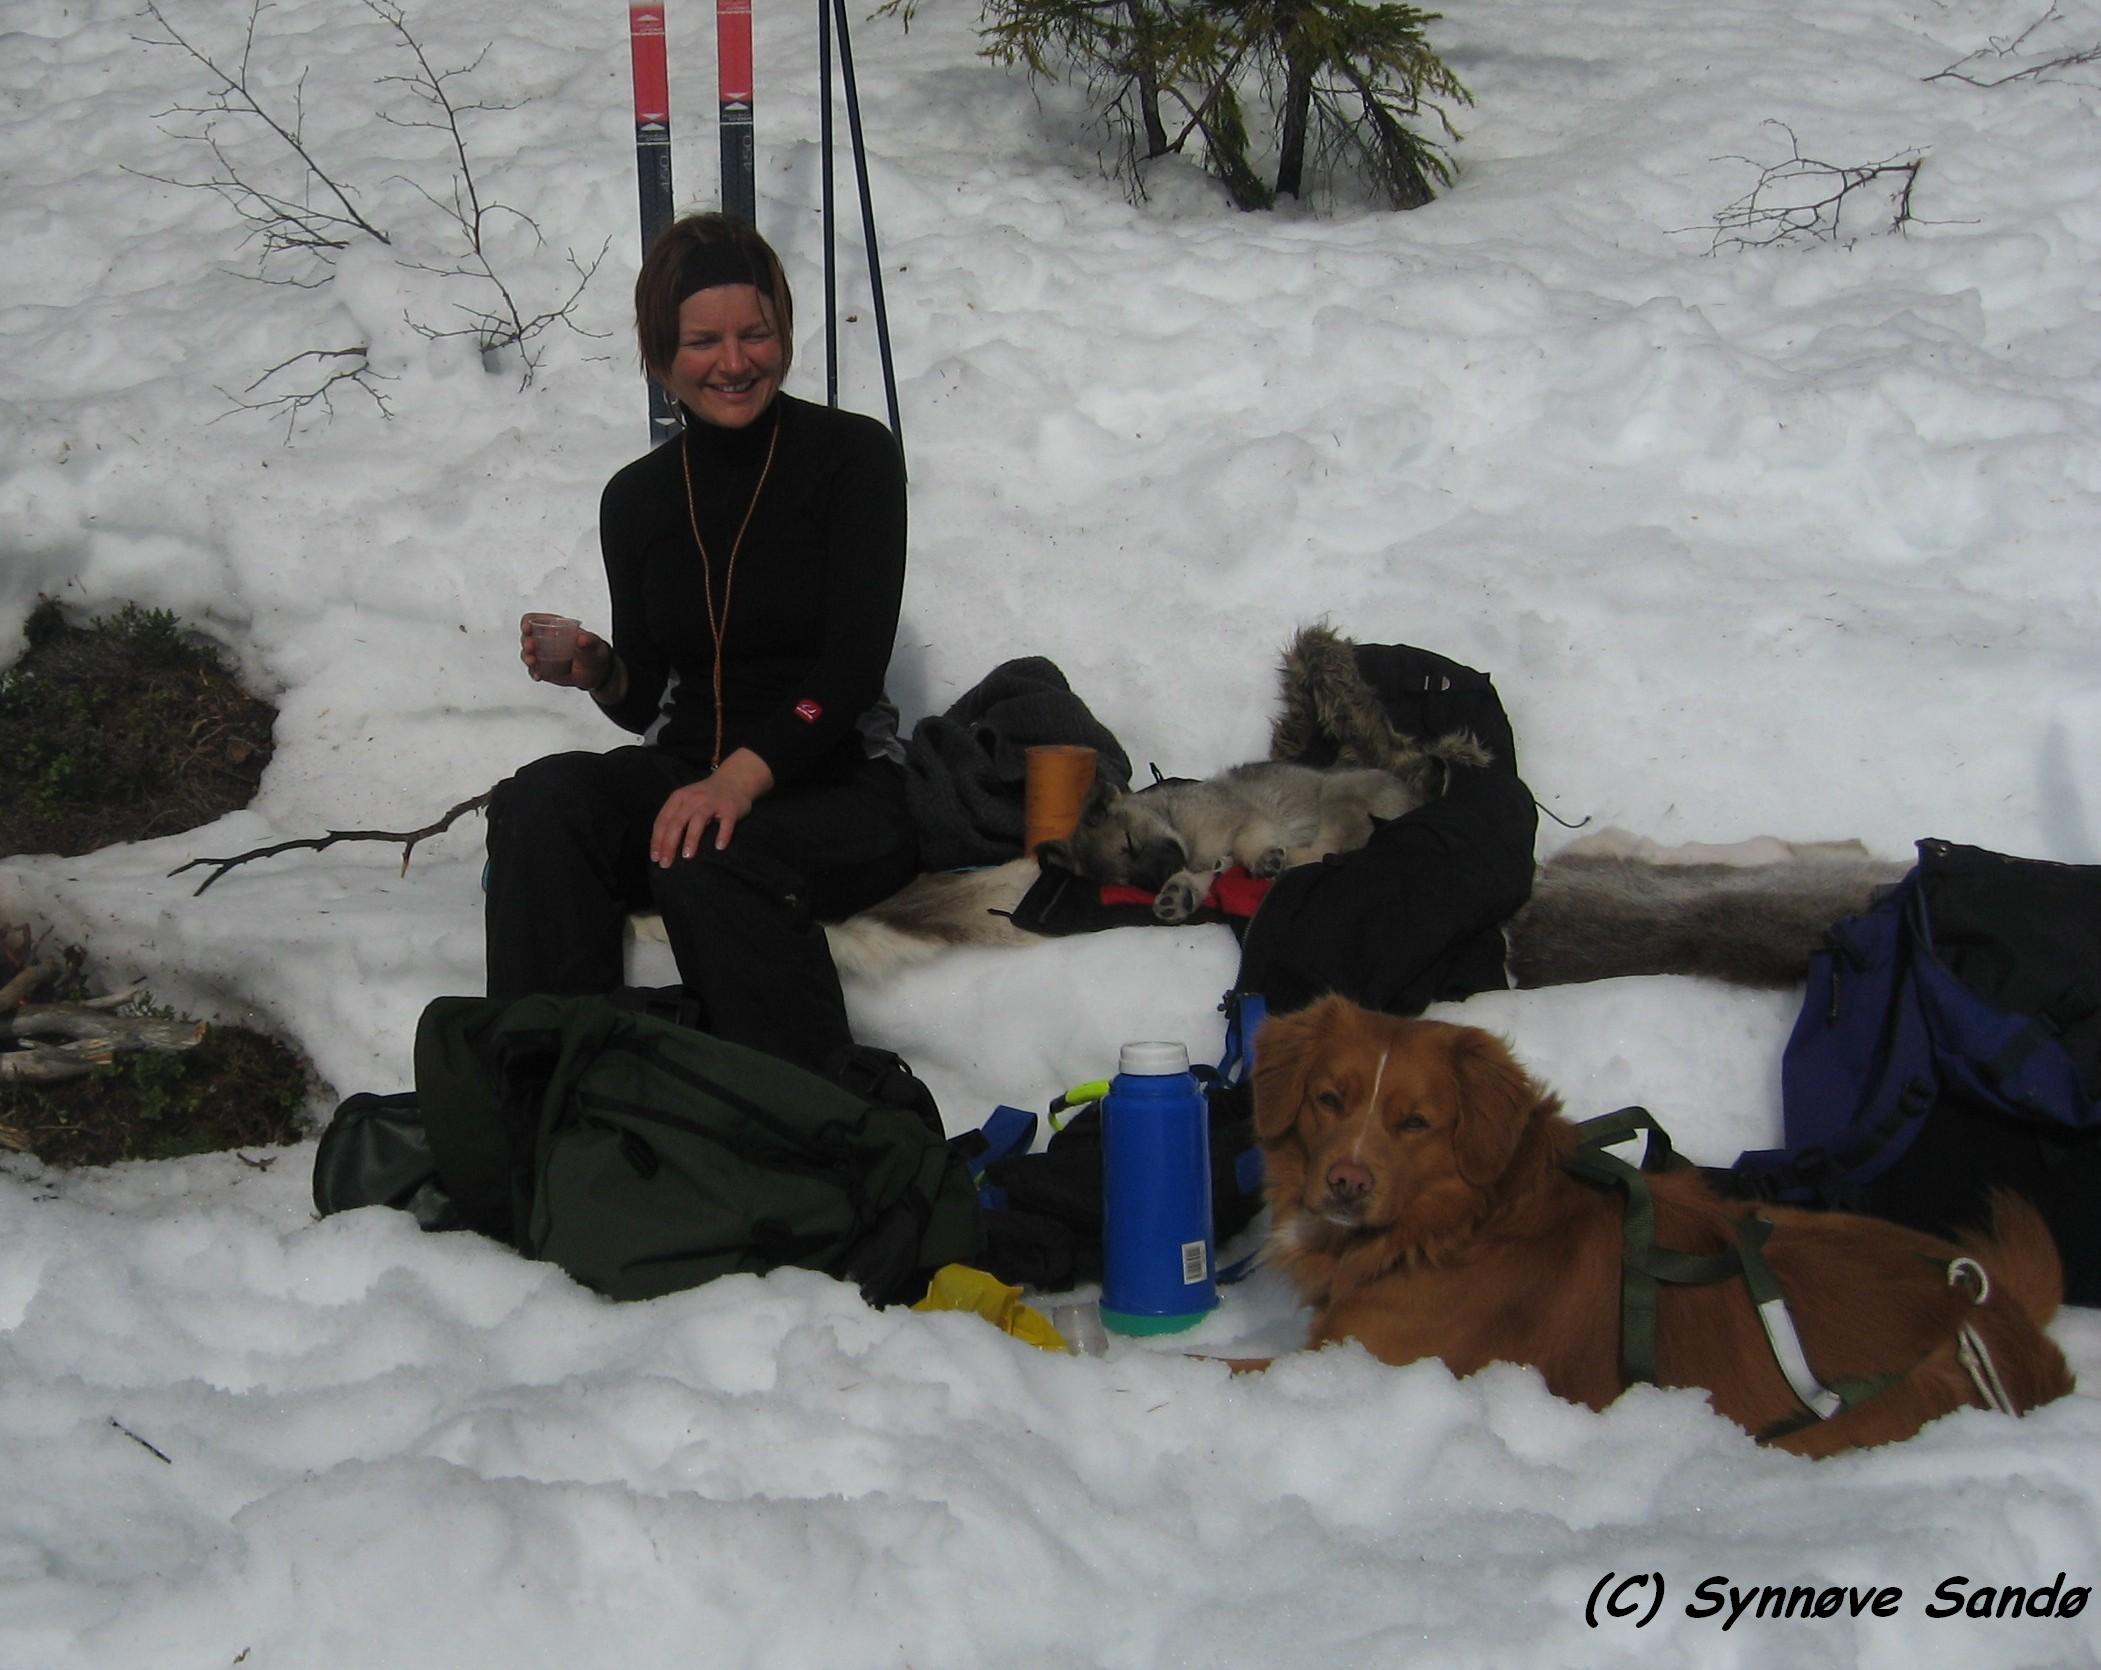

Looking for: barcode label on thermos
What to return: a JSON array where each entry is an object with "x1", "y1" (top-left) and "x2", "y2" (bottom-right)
[{"x1": 1181, "y1": 1240, "x2": 1207, "y2": 1284}]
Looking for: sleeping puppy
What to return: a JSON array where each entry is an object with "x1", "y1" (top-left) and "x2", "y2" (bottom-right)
[
  {"x1": 1249, "y1": 996, "x2": 2074, "y2": 1457},
  {"x1": 1038, "y1": 740, "x2": 1486, "y2": 924}
]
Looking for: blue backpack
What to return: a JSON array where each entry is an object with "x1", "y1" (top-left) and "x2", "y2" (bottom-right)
[{"x1": 1730, "y1": 838, "x2": 2101, "y2": 1304}]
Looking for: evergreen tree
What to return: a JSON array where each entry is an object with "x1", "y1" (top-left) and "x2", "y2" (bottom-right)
[{"x1": 913, "y1": 0, "x2": 1471, "y2": 210}]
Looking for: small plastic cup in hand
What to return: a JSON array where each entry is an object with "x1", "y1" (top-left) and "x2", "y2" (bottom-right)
[{"x1": 527, "y1": 614, "x2": 580, "y2": 679}]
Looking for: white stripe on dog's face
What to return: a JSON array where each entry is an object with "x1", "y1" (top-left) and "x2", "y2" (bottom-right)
[{"x1": 1345, "y1": 1049, "x2": 1390, "y2": 1164}]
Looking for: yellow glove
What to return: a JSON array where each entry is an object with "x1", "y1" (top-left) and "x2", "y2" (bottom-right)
[{"x1": 912, "y1": 1263, "x2": 1071, "y2": 1353}]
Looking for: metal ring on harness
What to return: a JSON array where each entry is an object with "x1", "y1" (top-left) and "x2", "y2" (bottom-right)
[{"x1": 1947, "y1": 1255, "x2": 1991, "y2": 1305}]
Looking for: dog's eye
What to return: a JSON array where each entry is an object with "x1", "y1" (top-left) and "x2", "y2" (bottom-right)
[
  {"x1": 1312, "y1": 1089, "x2": 1345, "y2": 1114},
  {"x1": 1395, "y1": 1112, "x2": 1430, "y2": 1132}
]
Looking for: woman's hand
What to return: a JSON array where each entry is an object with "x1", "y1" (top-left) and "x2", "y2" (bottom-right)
[
  {"x1": 651, "y1": 749, "x2": 776, "y2": 865},
  {"x1": 518, "y1": 614, "x2": 616, "y2": 692}
]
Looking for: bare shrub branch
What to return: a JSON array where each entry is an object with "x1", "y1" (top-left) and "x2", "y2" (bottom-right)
[
  {"x1": 131, "y1": 0, "x2": 391, "y2": 267},
  {"x1": 1704, "y1": 123, "x2": 1928, "y2": 252},
  {"x1": 132, "y1": 0, "x2": 605, "y2": 413},
  {"x1": 213, "y1": 347, "x2": 396, "y2": 443},
  {"x1": 1928, "y1": 5, "x2": 2101, "y2": 87},
  {"x1": 399, "y1": 237, "x2": 613, "y2": 388}
]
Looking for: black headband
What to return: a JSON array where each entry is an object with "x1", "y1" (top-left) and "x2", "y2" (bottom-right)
[{"x1": 676, "y1": 240, "x2": 775, "y2": 304}]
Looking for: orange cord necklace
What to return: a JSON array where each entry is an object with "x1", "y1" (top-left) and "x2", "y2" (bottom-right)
[{"x1": 679, "y1": 411, "x2": 781, "y2": 769}]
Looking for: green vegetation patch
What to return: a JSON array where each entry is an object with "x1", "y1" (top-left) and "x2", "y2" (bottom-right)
[
  {"x1": 0, "y1": 1014, "x2": 316, "y2": 1168},
  {"x1": 0, "y1": 598, "x2": 278, "y2": 858},
  {"x1": 1, "y1": 603, "x2": 314, "y2": 1167}
]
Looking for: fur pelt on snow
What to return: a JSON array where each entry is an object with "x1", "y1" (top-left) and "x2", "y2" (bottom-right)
[{"x1": 1507, "y1": 828, "x2": 1909, "y2": 991}]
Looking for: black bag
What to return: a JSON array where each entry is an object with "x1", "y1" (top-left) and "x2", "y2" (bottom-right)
[
  {"x1": 406, "y1": 992, "x2": 981, "y2": 1305},
  {"x1": 312, "y1": 1091, "x2": 461, "y2": 1229},
  {"x1": 1235, "y1": 640, "x2": 1537, "y2": 1016},
  {"x1": 310, "y1": 987, "x2": 703, "y2": 1231},
  {"x1": 1730, "y1": 839, "x2": 2101, "y2": 1304}
]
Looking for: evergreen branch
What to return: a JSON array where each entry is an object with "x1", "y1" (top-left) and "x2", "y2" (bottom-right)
[{"x1": 951, "y1": 0, "x2": 1466, "y2": 210}]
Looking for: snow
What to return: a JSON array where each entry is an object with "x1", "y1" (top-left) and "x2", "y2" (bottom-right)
[{"x1": 5, "y1": 0, "x2": 2101, "y2": 1663}]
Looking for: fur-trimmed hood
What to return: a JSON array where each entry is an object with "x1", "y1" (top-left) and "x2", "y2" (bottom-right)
[{"x1": 1269, "y1": 622, "x2": 1494, "y2": 801}]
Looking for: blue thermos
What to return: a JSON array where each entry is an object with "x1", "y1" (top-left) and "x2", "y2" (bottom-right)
[{"x1": 1099, "y1": 1041, "x2": 1218, "y2": 1335}]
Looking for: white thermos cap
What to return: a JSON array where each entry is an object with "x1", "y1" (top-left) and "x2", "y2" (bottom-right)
[{"x1": 1118, "y1": 1041, "x2": 1191, "y2": 1076}]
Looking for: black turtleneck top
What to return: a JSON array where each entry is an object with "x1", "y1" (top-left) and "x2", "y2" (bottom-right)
[{"x1": 594, "y1": 393, "x2": 907, "y2": 789}]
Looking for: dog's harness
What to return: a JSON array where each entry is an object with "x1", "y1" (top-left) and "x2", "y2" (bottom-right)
[
  {"x1": 1563, "y1": 1108, "x2": 2009, "y2": 1438},
  {"x1": 1948, "y1": 1257, "x2": 2020, "y2": 1416}
]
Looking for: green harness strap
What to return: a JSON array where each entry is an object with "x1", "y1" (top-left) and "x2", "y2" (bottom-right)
[{"x1": 1562, "y1": 1109, "x2": 1897, "y2": 1429}]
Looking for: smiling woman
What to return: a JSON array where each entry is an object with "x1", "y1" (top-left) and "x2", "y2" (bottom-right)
[
  {"x1": 482, "y1": 213, "x2": 917, "y2": 1078},
  {"x1": 662, "y1": 284, "x2": 785, "y2": 428}
]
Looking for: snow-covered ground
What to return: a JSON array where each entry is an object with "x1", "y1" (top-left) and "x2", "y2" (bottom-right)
[{"x1": 4, "y1": 0, "x2": 2100, "y2": 1663}]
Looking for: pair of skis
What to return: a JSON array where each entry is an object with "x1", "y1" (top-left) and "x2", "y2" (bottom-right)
[{"x1": 627, "y1": 2, "x2": 899, "y2": 457}]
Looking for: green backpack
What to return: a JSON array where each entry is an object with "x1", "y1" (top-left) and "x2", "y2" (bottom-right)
[{"x1": 412, "y1": 993, "x2": 981, "y2": 1304}]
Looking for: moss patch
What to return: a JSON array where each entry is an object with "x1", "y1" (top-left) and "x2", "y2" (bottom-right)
[
  {"x1": 0, "y1": 598, "x2": 277, "y2": 858},
  {"x1": 1, "y1": 604, "x2": 316, "y2": 1167},
  {"x1": 0, "y1": 1015, "x2": 315, "y2": 1168}
]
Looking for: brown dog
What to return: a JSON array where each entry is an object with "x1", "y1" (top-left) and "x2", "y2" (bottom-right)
[{"x1": 1250, "y1": 996, "x2": 2074, "y2": 1457}]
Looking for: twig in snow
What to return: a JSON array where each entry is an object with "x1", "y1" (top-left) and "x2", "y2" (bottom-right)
[
  {"x1": 168, "y1": 791, "x2": 493, "y2": 896},
  {"x1": 110, "y1": 1419, "x2": 175, "y2": 1465},
  {"x1": 1705, "y1": 123, "x2": 1928, "y2": 251},
  {"x1": 1928, "y1": 5, "x2": 2101, "y2": 87},
  {"x1": 129, "y1": 0, "x2": 392, "y2": 267},
  {"x1": 214, "y1": 346, "x2": 396, "y2": 444}
]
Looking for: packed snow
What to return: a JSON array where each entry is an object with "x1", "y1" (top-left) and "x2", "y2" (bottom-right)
[{"x1": 4, "y1": 0, "x2": 2101, "y2": 1663}]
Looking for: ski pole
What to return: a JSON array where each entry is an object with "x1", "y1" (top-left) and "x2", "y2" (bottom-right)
[
  {"x1": 831, "y1": 0, "x2": 903, "y2": 455},
  {"x1": 820, "y1": 0, "x2": 838, "y2": 409}
]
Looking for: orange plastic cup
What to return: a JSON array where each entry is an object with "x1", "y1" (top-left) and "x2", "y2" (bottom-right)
[{"x1": 1024, "y1": 744, "x2": 1098, "y2": 855}]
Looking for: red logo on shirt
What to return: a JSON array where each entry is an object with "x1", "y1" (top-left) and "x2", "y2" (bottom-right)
[{"x1": 794, "y1": 698, "x2": 823, "y2": 724}]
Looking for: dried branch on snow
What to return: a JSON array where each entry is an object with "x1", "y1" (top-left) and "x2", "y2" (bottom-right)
[
  {"x1": 1706, "y1": 123, "x2": 1928, "y2": 252},
  {"x1": 130, "y1": 0, "x2": 392, "y2": 264},
  {"x1": 363, "y1": 0, "x2": 610, "y2": 382},
  {"x1": 133, "y1": 0, "x2": 606, "y2": 418},
  {"x1": 1928, "y1": 5, "x2": 2101, "y2": 88},
  {"x1": 214, "y1": 346, "x2": 396, "y2": 444},
  {"x1": 168, "y1": 791, "x2": 492, "y2": 896}
]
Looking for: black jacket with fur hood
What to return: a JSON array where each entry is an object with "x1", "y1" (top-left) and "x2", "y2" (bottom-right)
[{"x1": 1236, "y1": 625, "x2": 1536, "y2": 1017}]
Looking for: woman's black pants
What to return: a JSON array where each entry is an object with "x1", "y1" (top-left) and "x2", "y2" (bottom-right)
[{"x1": 484, "y1": 745, "x2": 918, "y2": 1074}]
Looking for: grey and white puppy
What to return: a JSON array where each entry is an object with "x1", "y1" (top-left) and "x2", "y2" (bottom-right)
[{"x1": 1038, "y1": 760, "x2": 1441, "y2": 923}]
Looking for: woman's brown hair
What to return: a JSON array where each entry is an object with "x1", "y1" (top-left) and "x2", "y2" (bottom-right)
[{"x1": 633, "y1": 213, "x2": 795, "y2": 382}]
